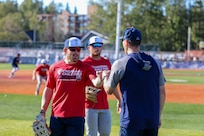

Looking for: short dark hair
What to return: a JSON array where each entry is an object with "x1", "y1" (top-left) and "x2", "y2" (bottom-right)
[{"x1": 128, "y1": 40, "x2": 141, "y2": 47}]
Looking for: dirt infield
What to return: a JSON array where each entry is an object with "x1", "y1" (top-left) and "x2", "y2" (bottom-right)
[{"x1": 1, "y1": 70, "x2": 204, "y2": 104}]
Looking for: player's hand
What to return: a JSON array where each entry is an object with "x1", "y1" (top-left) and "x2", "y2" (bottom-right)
[
  {"x1": 117, "y1": 100, "x2": 121, "y2": 114},
  {"x1": 32, "y1": 76, "x2": 36, "y2": 80},
  {"x1": 39, "y1": 110, "x2": 46, "y2": 119},
  {"x1": 102, "y1": 70, "x2": 110, "y2": 79},
  {"x1": 96, "y1": 70, "x2": 103, "y2": 80}
]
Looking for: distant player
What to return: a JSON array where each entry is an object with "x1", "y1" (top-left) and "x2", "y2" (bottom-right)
[
  {"x1": 32, "y1": 59, "x2": 50, "y2": 96},
  {"x1": 36, "y1": 52, "x2": 43, "y2": 66},
  {"x1": 8, "y1": 53, "x2": 21, "y2": 78}
]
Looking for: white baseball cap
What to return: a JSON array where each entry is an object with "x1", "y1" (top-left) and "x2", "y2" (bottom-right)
[
  {"x1": 41, "y1": 59, "x2": 46, "y2": 64},
  {"x1": 64, "y1": 37, "x2": 83, "y2": 48},
  {"x1": 89, "y1": 36, "x2": 103, "y2": 45}
]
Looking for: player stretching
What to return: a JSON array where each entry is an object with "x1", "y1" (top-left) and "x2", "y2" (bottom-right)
[{"x1": 32, "y1": 59, "x2": 50, "y2": 96}]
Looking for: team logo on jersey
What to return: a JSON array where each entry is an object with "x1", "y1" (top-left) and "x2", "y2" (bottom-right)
[
  {"x1": 57, "y1": 69, "x2": 82, "y2": 81},
  {"x1": 92, "y1": 65, "x2": 109, "y2": 71}
]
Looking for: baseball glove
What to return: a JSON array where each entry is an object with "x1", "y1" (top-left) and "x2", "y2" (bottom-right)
[
  {"x1": 32, "y1": 114, "x2": 51, "y2": 136},
  {"x1": 85, "y1": 86, "x2": 101, "y2": 103}
]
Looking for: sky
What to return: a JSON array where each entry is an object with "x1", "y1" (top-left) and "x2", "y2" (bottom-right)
[{"x1": 17, "y1": 0, "x2": 89, "y2": 14}]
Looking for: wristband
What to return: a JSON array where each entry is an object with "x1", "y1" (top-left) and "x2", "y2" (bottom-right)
[{"x1": 40, "y1": 109, "x2": 45, "y2": 114}]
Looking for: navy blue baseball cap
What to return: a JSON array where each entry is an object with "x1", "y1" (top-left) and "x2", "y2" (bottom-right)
[{"x1": 120, "y1": 27, "x2": 142, "y2": 42}]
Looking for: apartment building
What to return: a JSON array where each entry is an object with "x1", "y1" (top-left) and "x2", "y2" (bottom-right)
[
  {"x1": 57, "y1": 10, "x2": 89, "y2": 37},
  {"x1": 37, "y1": 4, "x2": 103, "y2": 42},
  {"x1": 38, "y1": 10, "x2": 89, "y2": 41}
]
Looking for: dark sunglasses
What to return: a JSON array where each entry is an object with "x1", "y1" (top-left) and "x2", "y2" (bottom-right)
[
  {"x1": 68, "y1": 47, "x2": 81, "y2": 52},
  {"x1": 91, "y1": 43, "x2": 103, "y2": 48}
]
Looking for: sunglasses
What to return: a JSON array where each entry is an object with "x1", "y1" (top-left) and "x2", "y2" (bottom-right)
[
  {"x1": 91, "y1": 43, "x2": 103, "y2": 48},
  {"x1": 68, "y1": 47, "x2": 81, "y2": 52}
]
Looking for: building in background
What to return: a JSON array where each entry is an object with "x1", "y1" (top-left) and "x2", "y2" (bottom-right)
[
  {"x1": 81, "y1": 30, "x2": 109, "y2": 48},
  {"x1": 37, "y1": 4, "x2": 98, "y2": 42},
  {"x1": 57, "y1": 10, "x2": 89, "y2": 38},
  {"x1": 37, "y1": 14, "x2": 55, "y2": 42}
]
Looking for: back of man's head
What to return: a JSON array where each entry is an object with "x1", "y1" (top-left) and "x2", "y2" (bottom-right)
[{"x1": 121, "y1": 27, "x2": 142, "y2": 46}]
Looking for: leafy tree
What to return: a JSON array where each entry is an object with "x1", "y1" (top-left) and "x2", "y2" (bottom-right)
[
  {"x1": 190, "y1": 0, "x2": 204, "y2": 49},
  {"x1": 87, "y1": 0, "x2": 204, "y2": 51},
  {"x1": 162, "y1": 0, "x2": 188, "y2": 51},
  {"x1": 45, "y1": 1, "x2": 57, "y2": 14},
  {"x1": 0, "y1": 1, "x2": 27, "y2": 41},
  {"x1": 87, "y1": 1, "x2": 118, "y2": 44},
  {"x1": 0, "y1": 13, "x2": 27, "y2": 41}
]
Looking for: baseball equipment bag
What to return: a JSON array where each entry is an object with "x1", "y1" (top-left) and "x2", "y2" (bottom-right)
[
  {"x1": 32, "y1": 114, "x2": 51, "y2": 136},
  {"x1": 85, "y1": 86, "x2": 101, "y2": 103}
]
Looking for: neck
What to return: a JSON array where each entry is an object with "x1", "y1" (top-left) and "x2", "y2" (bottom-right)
[
  {"x1": 64, "y1": 58, "x2": 77, "y2": 64},
  {"x1": 90, "y1": 55, "x2": 101, "y2": 60},
  {"x1": 127, "y1": 46, "x2": 140, "y2": 54}
]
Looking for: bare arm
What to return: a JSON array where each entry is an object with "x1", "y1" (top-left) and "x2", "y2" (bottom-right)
[
  {"x1": 159, "y1": 85, "x2": 166, "y2": 127},
  {"x1": 112, "y1": 87, "x2": 121, "y2": 101},
  {"x1": 103, "y1": 76, "x2": 115, "y2": 95},
  {"x1": 113, "y1": 85, "x2": 122, "y2": 113},
  {"x1": 32, "y1": 69, "x2": 36, "y2": 80},
  {"x1": 91, "y1": 70, "x2": 104, "y2": 87},
  {"x1": 91, "y1": 76, "x2": 103, "y2": 87},
  {"x1": 41, "y1": 87, "x2": 53, "y2": 113}
]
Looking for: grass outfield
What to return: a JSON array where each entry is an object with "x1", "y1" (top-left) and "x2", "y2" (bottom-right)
[
  {"x1": 1, "y1": 94, "x2": 204, "y2": 136},
  {"x1": 1, "y1": 63, "x2": 204, "y2": 135}
]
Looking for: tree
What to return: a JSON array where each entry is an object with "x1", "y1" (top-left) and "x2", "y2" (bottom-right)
[
  {"x1": 87, "y1": 1, "x2": 118, "y2": 44},
  {"x1": 0, "y1": 1, "x2": 27, "y2": 41},
  {"x1": 66, "y1": 3, "x2": 71, "y2": 13},
  {"x1": 74, "y1": 6, "x2": 78, "y2": 14},
  {"x1": 87, "y1": 0, "x2": 203, "y2": 51},
  {"x1": 190, "y1": 0, "x2": 204, "y2": 49},
  {"x1": 0, "y1": 12, "x2": 27, "y2": 41}
]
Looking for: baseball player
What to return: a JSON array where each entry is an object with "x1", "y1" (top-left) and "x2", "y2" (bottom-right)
[
  {"x1": 37, "y1": 37, "x2": 104, "y2": 136},
  {"x1": 8, "y1": 53, "x2": 21, "y2": 78},
  {"x1": 32, "y1": 59, "x2": 50, "y2": 96},
  {"x1": 83, "y1": 36, "x2": 121, "y2": 136},
  {"x1": 103, "y1": 27, "x2": 166, "y2": 136}
]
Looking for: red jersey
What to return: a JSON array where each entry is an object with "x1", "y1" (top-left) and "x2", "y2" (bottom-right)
[
  {"x1": 46, "y1": 60, "x2": 96, "y2": 118},
  {"x1": 35, "y1": 64, "x2": 49, "y2": 77},
  {"x1": 82, "y1": 56, "x2": 111, "y2": 109}
]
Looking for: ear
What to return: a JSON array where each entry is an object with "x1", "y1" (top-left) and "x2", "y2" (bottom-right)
[
  {"x1": 125, "y1": 40, "x2": 129, "y2": 47},
  {"x1": 87, "y1": 46, "x2": 91, "y2": 50},
  {"x1": 63, "y1": 48, "x2": 67, "y2": 53}
]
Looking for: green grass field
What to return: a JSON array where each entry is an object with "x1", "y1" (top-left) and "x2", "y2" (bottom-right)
[
  {"x1": 1, "y1": 94, "x2": 204, "y2": 136},
  {"x1": 1, "y1": 63, "x2": 204, "y2": 136}
]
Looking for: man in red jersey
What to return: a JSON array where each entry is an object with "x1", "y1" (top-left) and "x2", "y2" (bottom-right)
[
  {"x1": 83, "y1": 36, "x2": 121, "y2": 136},
  {"x1": 38, "y1": 37, "x2": 104, "y2": 136},
  {"x1": 32, "y1": 59, "x2": 50, "y2": 96}
]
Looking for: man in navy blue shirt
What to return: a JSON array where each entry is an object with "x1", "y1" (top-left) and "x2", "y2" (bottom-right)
[
  {"x1": 103, "y1": 27, "x2": 166, "y2": 136},
  {"x1": 9, "y1": 53, "x2": 21, "y2": 78}
]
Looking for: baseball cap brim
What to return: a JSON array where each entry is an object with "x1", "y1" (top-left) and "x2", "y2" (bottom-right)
[{"x1": 119, "y1": 36, "x2": 123, "y2": 40}]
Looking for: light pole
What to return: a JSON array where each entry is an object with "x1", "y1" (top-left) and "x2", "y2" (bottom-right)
[{"x1": 114, "y1": 0, "x2": 122, "y2": 60}]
